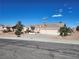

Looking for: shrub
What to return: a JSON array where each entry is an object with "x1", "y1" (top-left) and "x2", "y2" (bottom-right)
[
  {"x1": 59, "y1": 24, "x2": 72, "y2": 36},
  {"x1": 30, "y1": 26, "x2": 35, "y2": 32},
  {"x1": 16, "y1": 21, "x2": 23, "y2": 31},
  {"x1": 76, "y1": 26, "x2": 79, "y2": 31},
  {"x1": 3, "y1": 30, "x2": 8, "y2": 33},
  {"x1": 25, "y1": 28, "x2": 31, "y2": 33},
  {"x1": 15, "y1": 21, "x2": 23, "y2": 37},
  {"x1": 15, "y1": 30, "x2": 21, "y2": 37},
  {"x1": 6, "y1": 27, "x2": 12, "y2": 32}
]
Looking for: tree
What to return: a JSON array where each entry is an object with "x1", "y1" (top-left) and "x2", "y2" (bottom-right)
[
  {"x1": 59, "y1": 24, "x2": 72, "y2": 36},
  {"x1": 15, "y1": 29, "x2": 22, "y2": 37},
  {"x1": 30, "y1": 26, "x2": 35, "y2": 32},
  {"x1": 59, "y1": 21, "x2": 63, "y2": 23},
  {"x1": 15, "y1": 21, "x2": 23, "y2": 37},
  {"x1": 16, "y1": 21, "x2": 23, "y2": 31},
  {"x1": 67, "y1": 27, "x2": 73, "y2": 33},
  {"x1": 25, "y1": 28, "x2": 31, "y2": 33},
  {"x1": 76, "y1": 26, "x2": 79, "y2": 31},
  {"x1": 6, "y1": 27, "x2": 12, "y2": 32}
]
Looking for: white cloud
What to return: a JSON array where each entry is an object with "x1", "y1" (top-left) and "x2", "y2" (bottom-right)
[
  {"x1": 68, "y1": 7, "x2": 72, "y2": 10},
  {"x1": 52, "y1": 14, "x2": 63, "y2": 18},
  {"x1": 42, "y1": 17, "x2": 48, "y2": 20},
  {"x1": 59, "y1": 9, "x2": 63, "y2": 13},
  {"x1": 69, "y1": 11, "x2": 72, "y2": 13},
  {"x1": 68, "y1": 7, "x2": 73, "y2": 13}
]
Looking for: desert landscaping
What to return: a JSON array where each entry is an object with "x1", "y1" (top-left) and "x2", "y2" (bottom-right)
[
  {"x1": 0, "y1": 0, "x2": 79, "y2": 59},
  {"x1": 0, "y1": 22, "x2": 79, "y2": 44}
]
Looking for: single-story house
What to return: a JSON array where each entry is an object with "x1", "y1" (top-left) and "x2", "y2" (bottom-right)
[{"x1": 34, "y1": 23, "x2": 64, "y2": 35}]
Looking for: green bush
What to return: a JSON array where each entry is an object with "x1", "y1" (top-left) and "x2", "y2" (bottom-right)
[
  {"x1": 76, "y1": 26, "x2": 79, "y2": 31},
  {"x1": 25, "y1": 28, "x2": 31, "y2": 33},
  {"x1": 30, "y1": 26, "x2": 35, "y2": 32},
  {"x1": 59, "y1": 24, "x2": 72, "y2": 36},
  {"x1": 3, "y1": 30, "x2": 8, "y2": 33},
  {"x1": 15, "y1": 21, "x2": 23, "y2": 37},
  {"x1": 15, "y1": 30, "x2": 21, "y2": 37}
]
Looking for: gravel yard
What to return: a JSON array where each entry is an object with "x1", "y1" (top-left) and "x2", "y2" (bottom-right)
[{"x1": 0, "y1": 33, "x2": 79, "y2": 44}]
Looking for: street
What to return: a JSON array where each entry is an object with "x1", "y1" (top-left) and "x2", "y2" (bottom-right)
[{"x1": 0, "y1": 39, "x2": 79, "y2": 59}]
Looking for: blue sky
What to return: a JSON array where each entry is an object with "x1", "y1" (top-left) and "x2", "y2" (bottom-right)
[{"x1": 0, "y1": 0, "x2": 79, "y2": 27}]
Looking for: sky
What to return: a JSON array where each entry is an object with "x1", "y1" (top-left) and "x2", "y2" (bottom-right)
[{"x1": 0, "y1": 0, "x2": 79, "y2": 27}]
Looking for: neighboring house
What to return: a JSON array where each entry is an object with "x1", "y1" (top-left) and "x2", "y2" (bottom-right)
[
  {"x1": 0, "y1": 25, "x2": 8, "y2": 33},
  {"x1": 34, "y1": 23, "x2": 64, "y2": 35},
  {"x1": 0, "y1": 25, "x2": 15, "y2": 33},
  {"x1": 0, "y1": 25, "x2": 4, "y2": 33},
  {"x1": 22, "y1": 27, "x2": 29, "y2": 33},
  {"x1": 0, "y1": 23, "x2": 64, "y2": 35},
  {"x1": 12, "y1": 25, "x2": 29, "y2": 33}
]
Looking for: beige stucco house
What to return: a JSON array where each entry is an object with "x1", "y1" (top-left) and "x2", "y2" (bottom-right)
[{"x1": 34, "y1": 23, "x2": 64, "y2": 35}]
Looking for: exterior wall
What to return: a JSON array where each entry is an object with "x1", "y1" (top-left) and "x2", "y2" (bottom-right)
[
  {"x1": 39, "y1": 30, "x2": 59, "y2": 35},
  {"x1": 0, "y1": 26, "x2": 4, "y2": 34},
  {"x1": 34, "y1": 28, "x2": 40, "y2": 33},
  {"x1": 0, "y1": 29, "x2": 2, "y2": 33},
  {"x1": 0, "y1": 26, "x2": 3, "y2": 31}
]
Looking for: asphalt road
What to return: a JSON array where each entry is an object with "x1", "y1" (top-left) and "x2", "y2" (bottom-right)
[{"x1": 0, "y1": 39, "x2": 79, "y2": 59}]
